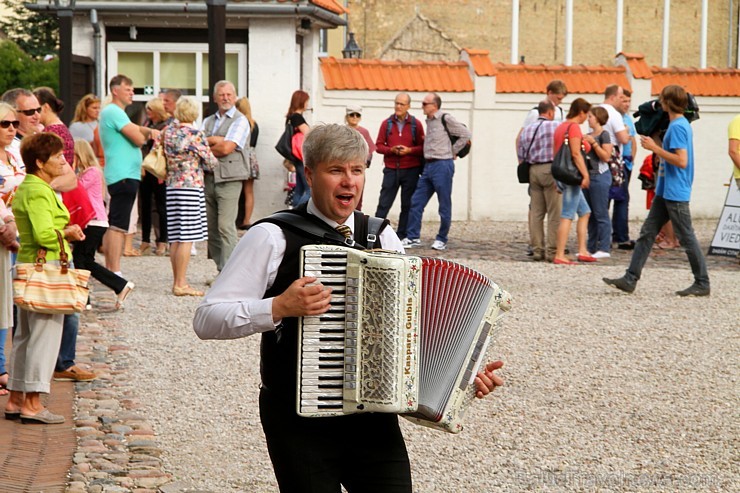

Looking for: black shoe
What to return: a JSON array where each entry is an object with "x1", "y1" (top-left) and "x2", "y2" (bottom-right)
[
  {"x1": 603, "y1": 276, "x2": 636, "y2": 293},
  {"x1": 676, "y1": 284, "x2": 710, "y2": 297},
  {"x1": 617, "y1": 241, "x2": 635, "y2": 250}
]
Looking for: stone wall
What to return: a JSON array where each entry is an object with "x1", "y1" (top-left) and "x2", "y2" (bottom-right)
[{"x1": 347, "y1": 0, "x2": 740, "y2": 68}]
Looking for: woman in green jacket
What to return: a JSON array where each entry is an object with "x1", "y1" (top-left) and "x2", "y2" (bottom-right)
[{"x1": 4, "y1": 133, "x2": 85, "y2": 425}]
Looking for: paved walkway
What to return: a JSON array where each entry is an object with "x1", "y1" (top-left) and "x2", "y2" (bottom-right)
[{"x1": 0, "y1": 219, "x2": 735, "y2": 492}]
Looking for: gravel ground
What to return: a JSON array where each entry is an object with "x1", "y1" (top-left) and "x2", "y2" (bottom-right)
[{"x1": 99, "y1": 220, "x2": 738, "y2": 492}]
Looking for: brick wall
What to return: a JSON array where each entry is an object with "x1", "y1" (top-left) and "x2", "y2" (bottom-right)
[{"x1": 347, "y1": 0, "x2": 739, "y2": 68}]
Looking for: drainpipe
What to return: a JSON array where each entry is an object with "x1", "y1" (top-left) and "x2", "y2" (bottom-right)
[
  {"x1": 700, "y1": 0, "x2": 708, "y2": 68},
  {"x1": 662, "y1": 0, "x2": 670, "y2": 67},
  {"x1": 90, "y1": 9, "x2": 102, "y2": 97},
  {"x1": 616, "y1": 0, "x2": 623, "y2": 56},
  {"x1": 564, "y1": 0, "x2": 573, "y2": 66},
  {"x1": 511, "y1": 0, "x2": 519, "y2": 64},
  {"x1": 728, "y1": 0, "x2": 734, "y2": 67}
]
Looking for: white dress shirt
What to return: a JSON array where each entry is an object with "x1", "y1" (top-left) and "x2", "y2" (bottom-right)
[{"x1": 193, "y1": 199, "x2": 404, "y2": 340}]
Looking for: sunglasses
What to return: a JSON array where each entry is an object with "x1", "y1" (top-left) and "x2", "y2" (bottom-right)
[
  {"x1": 19, "y1": 107, "x2": 42, "y2": 116},
  {"x1": 0, "y1": 120, "x2": 20, "y2": 129},
  {"x1": 348, "y1": 113, "x2": 361, "y2": 118},
  {"x1": 421, "y1": 102, "x2": 434, "y2": 106}
]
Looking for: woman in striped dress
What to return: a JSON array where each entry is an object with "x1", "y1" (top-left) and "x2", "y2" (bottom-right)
[{"x1": 161, "y1": 97, "x2": 217, "y2": 296}]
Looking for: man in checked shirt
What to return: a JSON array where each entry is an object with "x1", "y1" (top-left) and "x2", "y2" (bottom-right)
[{"x1": 517, "y1": 100, "x2": 562, "y2": 261}]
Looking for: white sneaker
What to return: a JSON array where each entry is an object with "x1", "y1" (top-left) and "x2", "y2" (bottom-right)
[
  {"x1": 401, "y1": 238, "x2": 421, "y2": 248},
  {"x1": 591, "y1": 251, "x2": 611, "y2": 259},
  {"x1": 431, "y1": 240, "x2": 447, "y2": 251}
]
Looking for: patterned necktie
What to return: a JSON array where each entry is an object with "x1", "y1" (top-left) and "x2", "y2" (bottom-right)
[{"x1": 335, "y1": 224, "x2": 352, "y2": 239}]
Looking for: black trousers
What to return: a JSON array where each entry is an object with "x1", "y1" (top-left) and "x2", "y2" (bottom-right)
[
  {"x1": 139, "y1": 171, "x2": 167, "y2": 243},
  {"x1": 259, "y1": 388, "x2": 412, "y2": 493},
  {"x1": 374, "y1": 166, "x2": 422, "y2": 239},
  {"x1": 72, "y1": 225, "x2": 128, "y2": 294}
]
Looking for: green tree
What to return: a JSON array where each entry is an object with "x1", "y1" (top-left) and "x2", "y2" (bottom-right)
[
  {"x1": 0, "y1": 40, "x2": 59, "y2": 94},
  {"x1": 0, "y1": 0, "x2": 58, "y2": 59}
]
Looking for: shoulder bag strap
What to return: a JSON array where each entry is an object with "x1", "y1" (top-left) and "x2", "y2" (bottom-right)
[{"x1": 523, "y1": 120, "x2": 546, "y2": 162}]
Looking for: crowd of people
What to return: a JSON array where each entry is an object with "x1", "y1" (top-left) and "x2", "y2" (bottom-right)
[
  {"x1": 0, "y1": 76, "x2": 261, "y2": 423},
  {"x1": 0, "y1": 71, "x2": 726, "y2": 443}
]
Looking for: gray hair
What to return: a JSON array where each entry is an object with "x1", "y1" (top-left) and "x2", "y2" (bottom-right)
[
  {"x1": 303, "y1": 123, "x2": 368, "y2": 171},
  {"x1": 1, "y1": 88, "x2": 33, "y2": 109},
  {"x1": 213, "y1": 80, "x2": 235, "y2": 94}
]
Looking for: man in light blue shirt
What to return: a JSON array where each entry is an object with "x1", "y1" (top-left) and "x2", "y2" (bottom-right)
[
  {"x1": 99, "y1": 74, "x2": 158, "y2": 276},
  {"x1": 611, "y1": 88, "x2": 637, "y2": 250}
]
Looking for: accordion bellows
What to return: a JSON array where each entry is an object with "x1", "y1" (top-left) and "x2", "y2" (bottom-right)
[{"x1": 297, "y1": 245, "x2": 512, "y2": 433}]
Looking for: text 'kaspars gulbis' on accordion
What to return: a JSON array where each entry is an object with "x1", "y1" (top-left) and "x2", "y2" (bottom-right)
[{"x1": 297, "y1": 245, "x2": 512, "y2": 433}]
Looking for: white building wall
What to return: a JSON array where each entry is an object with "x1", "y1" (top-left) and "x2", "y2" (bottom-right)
[
  {"x1": 313, "y1": 84, "x2": 740, "y2": 224},
  {"x1": 248, "y1": 19, "x2": 305, "y2": 220}
]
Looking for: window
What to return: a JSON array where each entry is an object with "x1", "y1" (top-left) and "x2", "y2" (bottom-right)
[{"x1": 107, "y1": 42, "x2": 247, "y2": 122}]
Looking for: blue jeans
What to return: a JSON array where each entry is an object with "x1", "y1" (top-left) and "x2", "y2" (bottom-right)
[
  {"x1": 624, "y1": 196, "x2": 709, "y2": 288},
  {"x1": 292, "y1": 162, "x2": 311, "y2": 207},
  {"x1": 611, "y1": 166, "x2": 632, "y2": 243},
  {"x1": 56, "y1": 258, "x2": 80, "y2": 372},
  {"x1": 374, "y1": 166, "x2": 423, "y2": 239},
  {"x1": 583, "y1": 171, "x2": 612, "y2": 253},
  {"x1": 405, "y1": 159, "x2": 454, "y2": 243},
  {"x1": 0, "y1": 328, "x2": 6, "y2": 375},
  {"x1": 561, "y1": 183, "x2": 591, "y2": 220},
  {"x1": 56, "y1": 313, "x2": 79, "y2": 372}
]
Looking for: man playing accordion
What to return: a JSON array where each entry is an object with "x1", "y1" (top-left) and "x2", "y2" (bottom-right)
[{"x1": 194, "y1": 123, "x2": 504, "y2": 492}]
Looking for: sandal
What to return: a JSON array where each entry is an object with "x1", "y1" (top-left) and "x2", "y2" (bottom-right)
[
  {"x1": 139, "y1": 242, "x2": 151, "y2": 255},
  {"x1": 172, "y1": 285, "x2": 204, "y2": 297},
  {"x1": 115, "y1": 282, "x2": 135, "y2": 310},
  {"x1": 154, "y1": 243, "x2": 168, "y2": 256},
  {"x1": 123, "y1": 249, "x2": 142, "y2": 257}
]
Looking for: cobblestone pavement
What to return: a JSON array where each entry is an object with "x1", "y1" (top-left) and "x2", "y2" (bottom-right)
[{"x1": 0, "y1": 218, "x2": 735, "y2": 492}]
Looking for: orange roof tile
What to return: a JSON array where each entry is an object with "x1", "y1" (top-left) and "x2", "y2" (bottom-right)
[
  {"x1": 320, "y1": 57, "x2": 474, "y2": 92},
  {"x1": 274, "y1": 0, "x2": 348, "y2": 15},
  {"x1": 651, "y1": 67, "x2": 740, "y2": 96},
  {"x1": 462, "y1": 49, "x2": 497, "y2": 77},
  {"x1": 493, "y1": 63, "x2": 631, "y2": 94},
  {"x1": 618, "y1": 52, "x2": 653, "y2": 79}
]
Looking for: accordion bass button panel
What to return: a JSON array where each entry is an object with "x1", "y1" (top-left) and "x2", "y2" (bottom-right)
[{"x1": 297, "y1": 245, "x2": 422, "y2": 417}]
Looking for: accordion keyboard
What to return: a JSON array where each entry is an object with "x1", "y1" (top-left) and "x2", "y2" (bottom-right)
[{"x1": 300, "y1": 249, "x2": 353, "y2": 414}]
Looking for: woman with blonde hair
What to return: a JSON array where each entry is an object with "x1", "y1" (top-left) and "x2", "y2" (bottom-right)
[
  {"x1": 235, "y1": 96, "x2": 260, "y2": 229},
  {"x1": 69, "y1": 94, "x2": 101, "y2": 145},
  {"x1": 160, "y1": 97, "x2": 217, "y2": 296},
  {"x1": 0, "y1": 102, "x2": 23, "y2": 395},
  {"x1": 138, "y1": 97, "x2": 171, "y2": 256},
  {"x1": 72, "y1": 139, "x2": 134, "y2": 309}
]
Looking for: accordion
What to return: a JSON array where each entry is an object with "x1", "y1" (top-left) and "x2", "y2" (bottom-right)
[{"x1": 297, "y1": 245, "x2": 512, "y2": 433}]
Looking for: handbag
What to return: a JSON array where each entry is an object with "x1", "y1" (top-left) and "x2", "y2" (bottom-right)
[
  {"x1": 608, "y1": 146, "x2": 626, "y2": 188},
  {"x1": 551, "y1": 124, "x2": 584, "y2": 186},
  {"x1": 517, "y1": 120, "x2": 545, "y2": 184},
  {"x1": 142, "y1": 143, "x2": 167, "y2": 180},
  {"x1": 61, "y1": 185, "x2": 95, "y2": 230},
  {"x1": 13, "y1": 230, "x2": 91, "y2": 314},
  {"x1": 275, "y1": 122, "x2": 296, "y2": 162}
]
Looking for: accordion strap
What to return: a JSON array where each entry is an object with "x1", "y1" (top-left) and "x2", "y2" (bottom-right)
[{"x1": 256, "y1": 207, "x2": 389, "y2": 250}]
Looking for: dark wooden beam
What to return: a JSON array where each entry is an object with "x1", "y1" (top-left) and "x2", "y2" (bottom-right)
[
  {"x1": 58, "y1": 8, "x2": 74, "y2": 124},
  {"x1": 206, "y1": 0, "x2": 227, "y2": 117}
]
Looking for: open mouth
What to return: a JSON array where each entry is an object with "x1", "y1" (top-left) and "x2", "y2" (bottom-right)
[{"x1": 336, "y1": 193, "x2": 354, "y2": 205}]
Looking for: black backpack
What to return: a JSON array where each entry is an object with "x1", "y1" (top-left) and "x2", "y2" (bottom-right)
[
  {"x1": 441, "y1": 114, "x2": 471, "y2": 158},
  {"x1": 633, "y1": 93, "x2": 700, "y2": 137}
]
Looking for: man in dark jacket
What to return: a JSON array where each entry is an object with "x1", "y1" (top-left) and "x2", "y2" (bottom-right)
[{"x1": 374, "y1": 92, "x2": 425, "y2": 239}]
